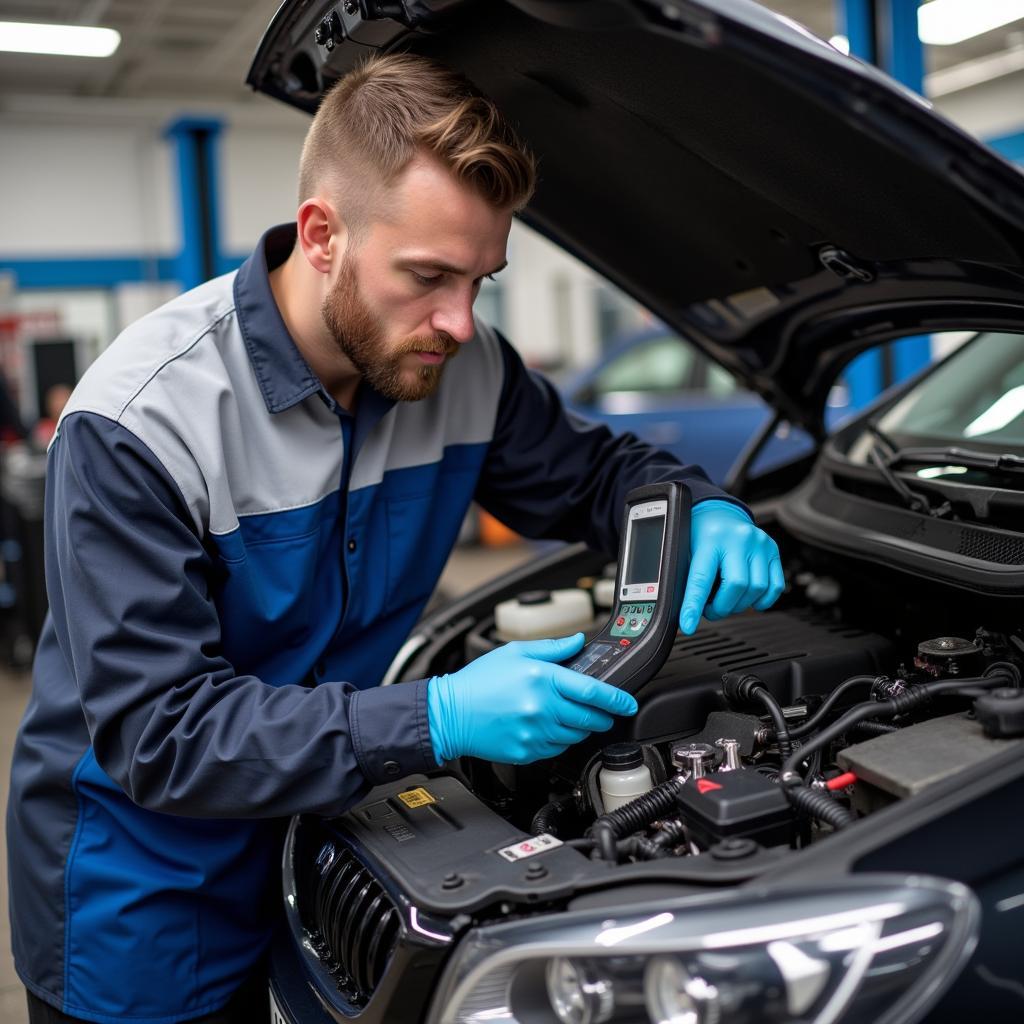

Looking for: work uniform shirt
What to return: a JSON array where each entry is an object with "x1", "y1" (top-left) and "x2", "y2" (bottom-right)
[{"x1": 7, "y1": 224, "x2": 738, "y2": 1024}]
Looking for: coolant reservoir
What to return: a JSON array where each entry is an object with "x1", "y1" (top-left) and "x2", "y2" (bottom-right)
[
  {"x1": 592, "y1": 577, "x2": 616, "y2": 610},
  {"x1": 494, "y1": 589, "x2": 593, "y2": 641},
  {"x1": 599, "y1": 742, "x2": 654, "y2": 812}
]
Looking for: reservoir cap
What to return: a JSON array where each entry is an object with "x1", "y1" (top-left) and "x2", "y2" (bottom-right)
[{"x1": 601, "y1": 742, "x2": 644, "y2": 772}]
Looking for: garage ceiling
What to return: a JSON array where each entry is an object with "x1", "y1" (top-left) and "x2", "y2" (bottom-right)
[
  {"x1": 0, "y1": 0, "x2": 281, "y2": 102},
  {"x1": 0, "y1": 0, "x2": 1020, "y2": 102}
]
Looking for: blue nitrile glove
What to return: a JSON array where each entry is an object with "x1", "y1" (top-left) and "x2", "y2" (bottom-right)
[
  {"x1": 427, "y1": 633, "x2": 639, "y2": 765},
  {"x1": 679, "y1": 499, "x2": 785, "y2": 635}
]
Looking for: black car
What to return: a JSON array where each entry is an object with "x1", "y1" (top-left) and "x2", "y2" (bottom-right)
[{"x1": 246, "y1": 2, "x2": 1024, "y2": 1022}]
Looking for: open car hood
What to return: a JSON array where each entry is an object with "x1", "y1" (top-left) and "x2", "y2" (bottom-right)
[{"x1": 248, "y1": 0, "x2": 1024, "y2": 429}]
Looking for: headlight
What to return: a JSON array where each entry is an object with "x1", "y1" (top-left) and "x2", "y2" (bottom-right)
[
  {"x1": 546, "y1": 957, "x2": 614, "y2": 1024},
  {"x1": 427, "y1": 875, "x2": 977, "y2": 1024}
]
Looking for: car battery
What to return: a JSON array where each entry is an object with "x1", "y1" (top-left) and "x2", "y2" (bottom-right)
[{"x1": 675, "y1": 771, "x2": 794, "y2": 849}]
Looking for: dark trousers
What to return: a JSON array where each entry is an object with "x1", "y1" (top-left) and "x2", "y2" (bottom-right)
[{"x1": 26, "y1": 972, "x2": 271, "y2": 1024}]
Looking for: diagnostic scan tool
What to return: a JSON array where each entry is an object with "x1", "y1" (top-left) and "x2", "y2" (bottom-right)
[{"x1": 564, "y1": 482, "x2": 690, "y2": 693}]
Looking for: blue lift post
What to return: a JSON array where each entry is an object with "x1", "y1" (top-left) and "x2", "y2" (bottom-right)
[
  {"x1": 836, "y1": 0, "x2": 932, "y2": 406},
  {"x1": 164, "y1": 117, "x2": 224, "y2": 292}
]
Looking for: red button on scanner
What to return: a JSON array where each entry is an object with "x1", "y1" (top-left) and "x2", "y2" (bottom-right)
[
  {"x1": 616, "y1": 616, "x2": 625, "y2": 626},
  {"x1": 619, "y1": 639, "x2": 631, "y2": 647}
]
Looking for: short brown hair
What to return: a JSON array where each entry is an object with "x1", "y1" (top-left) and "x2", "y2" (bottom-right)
[{"x1": 298, "y1": 54, "x2": 536, "y2": 227}]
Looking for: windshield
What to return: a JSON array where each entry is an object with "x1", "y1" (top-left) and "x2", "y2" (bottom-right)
[
  {"x1": 866, "y1": 332, "x2": 1024, "y2": 450},
  {"x1": 842, "y1": 332, "x2": 1024, "y2": 498}
]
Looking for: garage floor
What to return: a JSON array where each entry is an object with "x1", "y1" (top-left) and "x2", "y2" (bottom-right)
[{"x1": 0, "y1": 541, "x2": 536, "y2": 1023}]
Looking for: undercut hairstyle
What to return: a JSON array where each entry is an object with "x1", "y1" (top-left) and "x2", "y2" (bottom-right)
[{"x1": 297, "y1": 54, "x2": 537, "y2": 233}]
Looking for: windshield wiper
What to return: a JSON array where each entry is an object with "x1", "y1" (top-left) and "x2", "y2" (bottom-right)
[
  {"x1": 864, "y1": 424, "x2": 953, "y2": 518},
  {"x1": 883, "y1": 444, "x2": 1024, "y2": 474}
]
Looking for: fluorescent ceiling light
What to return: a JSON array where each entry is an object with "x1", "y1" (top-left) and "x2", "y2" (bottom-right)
[
  {"x1": 919, "y1": 0, "x2": 1024, "y2": 46},
  {"x1": 0, "y1": 21, "x2": 121, "y2": 58},
  {"x1": 829, "y1": 34, "x2": 851, "y2": 55}
]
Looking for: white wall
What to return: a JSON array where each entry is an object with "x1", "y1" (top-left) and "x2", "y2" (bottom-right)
[
  {"x1": 219, "y1": 123, "x2": 306, "y2": 255},
  {"x1": 932, "y1": 71, "x2": 1024, "y2": 142},
  {"x1": 0, "y1": 122, "x2": 177, "y2": 257},
  {"x1": 503, "y1": 223, "x2": 604, "y2": 369}
]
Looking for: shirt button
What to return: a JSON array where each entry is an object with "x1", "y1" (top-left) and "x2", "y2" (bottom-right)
[
  {"x1": 383, "y1": 760, "x2": 400, "y2": 777},
  {"x1": 347, "y1": 538, "x2": 357, "y2": 553}
]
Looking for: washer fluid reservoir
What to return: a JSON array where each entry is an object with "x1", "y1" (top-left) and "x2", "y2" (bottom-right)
[
  {"x1": 599, "y1": 742, "x2": 654, "y2": 812},
  {"x1": 495, "y1": 589, "x2": 593, "y2": 641},
  {"x1": 592, "y1": 577, "x2": 616, "y2": 610}
]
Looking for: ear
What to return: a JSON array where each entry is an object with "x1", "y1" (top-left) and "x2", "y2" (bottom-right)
[{"x1": 295, "y1": 197, "x2": 349, "y2": 275}]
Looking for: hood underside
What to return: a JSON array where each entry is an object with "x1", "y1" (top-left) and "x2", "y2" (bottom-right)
[{"x1": 248, "y1": 0, "x2": 1024, "y2": 423}]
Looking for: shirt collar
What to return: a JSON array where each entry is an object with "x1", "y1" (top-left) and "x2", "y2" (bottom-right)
[
  {"x1": 233, "y1": 223, "x2": 324, "y2": 415},
  {"x1": 234, "y1": 224, "x2": 398, "y2": 440}
]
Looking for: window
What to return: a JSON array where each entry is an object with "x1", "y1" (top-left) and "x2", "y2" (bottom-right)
[{"x1": 593, "y1": 335, "x2": 696, "y2": 395}]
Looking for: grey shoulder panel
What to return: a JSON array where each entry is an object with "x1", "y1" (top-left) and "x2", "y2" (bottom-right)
[{"x1": 350, "y1": 317, "x2": 505, "y2": 492}]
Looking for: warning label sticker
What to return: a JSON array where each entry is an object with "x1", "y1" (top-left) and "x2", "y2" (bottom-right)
[
  {"x1": 497, "y1": 833, "x2": 563, "y2": 862},
  {"x1": 397, "y1": 787, "x2": 436, "y2": 808}
]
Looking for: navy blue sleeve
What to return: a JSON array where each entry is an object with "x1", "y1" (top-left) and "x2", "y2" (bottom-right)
[
  {"x1": 475, "y1": 333, "x2": 749, "y2": 553},
  {"x1": 44, "y1": 412, "x2": 436, "y2": 819}
]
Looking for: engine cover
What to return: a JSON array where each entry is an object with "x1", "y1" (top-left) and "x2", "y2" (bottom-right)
[{"x1": 629, "y1": 608, "x2": 892, "y2": 740}]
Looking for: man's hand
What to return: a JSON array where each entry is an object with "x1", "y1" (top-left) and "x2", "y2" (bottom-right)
[
  {"x1": 678, "y1": 499, "x2": 784, "y2": 635},
  {"x1": 427, "y1": 634, "x2": 638, "y2": 765}
]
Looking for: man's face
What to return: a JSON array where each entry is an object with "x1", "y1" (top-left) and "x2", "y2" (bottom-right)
[{"x1": 321, "y1": 152, "x2": 512, "y2": 402}]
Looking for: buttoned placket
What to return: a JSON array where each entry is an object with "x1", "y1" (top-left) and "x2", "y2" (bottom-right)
[{"x1": 311, "y1": 383, "x2": 394, "y2": 684}]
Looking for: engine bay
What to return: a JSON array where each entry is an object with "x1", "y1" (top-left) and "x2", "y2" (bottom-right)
[
  {"x1": 306, "y1": 542, "x2": 1024, "y2": 910},
  {"x1": 286, "y1": 535, "x2": 1024, "y2": 1013},
  {"x1": 443, "y1": 549, "x2": 1023, "y2": 866}
]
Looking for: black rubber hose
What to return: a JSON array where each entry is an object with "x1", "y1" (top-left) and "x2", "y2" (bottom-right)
[
  {"x1": 780, "y1": 686, "x2": 930, "y2": 784},
  {"x1": 592, "y1": 819, "x2": 618, "y2": 862},
  {"x1": 789, "y1": 675, "x2": 883, "y2": 739},
  {"x1": 781, "y1": 665, "x2": 1018, "y2": 785},
  {"x1": 779, "y1": 664, "x2": 1018, "y2": 830},
  {"x1": 589, "y1": 778, "x2": 683, "y2": 862},
  {"x1": 752, "y1": 687, "x2": 794, "y2": 760},
  {"x1": 531, "y1": 798, "x2": 570, "y2": 837},
  {"x1": 722, "y1": 673, "x2": 792, "y2": 759},
  {"x1": 785, "y1": 784, "x2": 855, "y2": 829},
  {"x1": 849, "y1": 720, "x2": 899, "y2": 738}
]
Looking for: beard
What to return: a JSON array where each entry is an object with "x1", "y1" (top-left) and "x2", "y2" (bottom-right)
[{"x1": 321, "y1": 256, "x2": 459, "y2": 402}]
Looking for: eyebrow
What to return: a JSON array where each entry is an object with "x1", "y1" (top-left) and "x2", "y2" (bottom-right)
[{"x1": 402, "y1": 258, "x2": 508, "y2": 278}]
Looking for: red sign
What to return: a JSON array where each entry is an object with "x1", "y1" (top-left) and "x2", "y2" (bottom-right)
[{"x1": 696, "y1": 779, "x2": 723, "y2": 794}]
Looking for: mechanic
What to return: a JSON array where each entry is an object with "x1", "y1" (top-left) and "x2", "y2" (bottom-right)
[{"x1": 7, "y1": 54, "x2": 784, "y2": 1024}]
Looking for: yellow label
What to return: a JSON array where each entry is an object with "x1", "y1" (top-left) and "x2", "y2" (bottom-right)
[{"x1": 397, "y1": 787, "x2": 435, "y2": 808}]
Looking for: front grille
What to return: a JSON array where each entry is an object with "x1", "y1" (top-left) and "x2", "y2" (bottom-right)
[{"x1": 303, "y1": 840, "x2": 401, "y2": 1008}]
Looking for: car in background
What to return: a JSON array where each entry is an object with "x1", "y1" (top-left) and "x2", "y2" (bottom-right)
[
  {"x1": 563, "y1": 325, "x2": 851, "y2": 482},
  {"x1": 247, "y1": 1, "x2": 1024, "y2": 1022}
]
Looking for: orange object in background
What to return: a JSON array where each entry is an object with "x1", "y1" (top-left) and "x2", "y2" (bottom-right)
[{"x1": 479, "y1": 509, "x2": 521, "y2": 547}]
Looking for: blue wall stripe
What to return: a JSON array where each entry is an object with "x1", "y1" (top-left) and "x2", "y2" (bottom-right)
[
  {"x1": 217, "y1": 253, "x2": 250, "y2": 276},
  {"x1": 0, "y1": 256, "x2": 179, "y2": 290},
  {"x1": 0, "y1": 252, "x2": 249, "y2": 291},
  {"x1": 988, "y1": 130, "x2": 1024, "y2": 166}
]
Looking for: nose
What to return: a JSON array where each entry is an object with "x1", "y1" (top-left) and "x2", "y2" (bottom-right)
[{"x1": 429, "y1": 289, "x2": 476, "y2": 345}]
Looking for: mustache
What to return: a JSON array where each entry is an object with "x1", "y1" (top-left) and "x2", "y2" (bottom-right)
[{"x1": 399, "y1": 334, "x2": 459, "y2": 357}]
